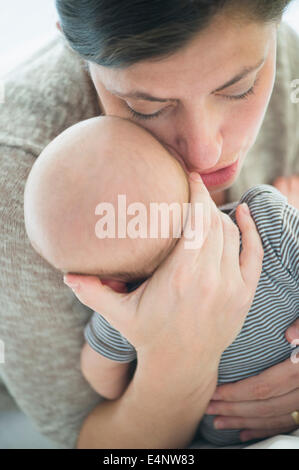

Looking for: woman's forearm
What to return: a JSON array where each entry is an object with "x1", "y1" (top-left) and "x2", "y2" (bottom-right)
[{"x1": 76, "y1": 354, "x2": 219, "y2": 449}]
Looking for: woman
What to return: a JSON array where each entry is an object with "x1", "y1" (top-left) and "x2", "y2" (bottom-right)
[{"x1": 0, "y1": 0, "x2": 298, "y2": 449}]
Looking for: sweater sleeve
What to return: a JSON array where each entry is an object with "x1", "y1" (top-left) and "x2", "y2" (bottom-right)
[
  {"x1": 0, "y1": 34, "x2": 104, "y2": 449},
  {"x1": 84, "y1": 312, "x2": 137, "y2": 363},
  {"x1": 0, "y1": 145, "x2": 105, "y2": 449}
]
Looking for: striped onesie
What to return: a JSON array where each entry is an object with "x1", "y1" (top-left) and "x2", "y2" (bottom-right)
[{"x1": 84, "y1": 184, "x2": 299, "y2": 446}]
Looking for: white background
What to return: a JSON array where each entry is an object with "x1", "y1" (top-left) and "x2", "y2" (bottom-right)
[{"x1": 0, "y1": 0, "x2": 299, "y2": 77}]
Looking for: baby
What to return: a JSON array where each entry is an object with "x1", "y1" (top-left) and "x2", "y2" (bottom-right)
[{"x1": 24, "y1": 116, "x2": 299, "y2": 446}]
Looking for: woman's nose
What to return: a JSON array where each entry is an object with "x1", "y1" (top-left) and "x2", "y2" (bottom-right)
[{"x1": 175, "y1": 112, "x2": 223, "y2": 173}]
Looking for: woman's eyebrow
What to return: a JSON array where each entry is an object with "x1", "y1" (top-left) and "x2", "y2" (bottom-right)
[
  {"x1": 107, "y1": 57, "x2": 265, "y2": 103},
  {"x1": 213, "y1": 56, "x2": 265, "y2": 92}
]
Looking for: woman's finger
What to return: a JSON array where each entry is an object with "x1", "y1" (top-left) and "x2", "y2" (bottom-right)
[
  {"x1": 219, "y1": 210, "x2": 242, "y2": 277},
  {"x1": 235, "y1": 203, "x2": 264, "y2": 288},
  {"x1": 177, "y1": 172, "x2": 212, "y2": 254},
  {"x1": 162, "y1": 172, "x2": 222, "y2": 278},
  {"x1": 63, "y1": 274, "x2": 135, "y2": 332},
  {"x1": 211, "y1": 357, "x2": 299, "y2": 402},
  {"x1": 180, "y1": 172, "x2": 223, "y2": 261},
  {"x1": 206, "y1": 388, "x2": 299, "y2": 418},
  {"x1": 212, "y1": 413, "x2": 299, "y2": 432},
  {"x1": 195, "y1": 210, "x2": 223, "y2": 274},
  {"x1": 240, "y1": 426, "x2": 299, "y2": 443}
]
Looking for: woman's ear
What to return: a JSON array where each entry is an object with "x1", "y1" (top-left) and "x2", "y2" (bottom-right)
[{"x1": 56, "y1": 21, "x2": 62, "y2": 32}]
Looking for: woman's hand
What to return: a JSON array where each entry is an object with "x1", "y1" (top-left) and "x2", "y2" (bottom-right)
[
  {"x1": 205, "y1": 322, "x2": 299, "y2": 442},
  {"x1": 64, "y1": 172, "x2": 264, "y2": 392}
]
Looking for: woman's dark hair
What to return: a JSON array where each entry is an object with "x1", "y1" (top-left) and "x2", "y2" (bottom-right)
[{"x1": 55, "y1": 0, "x2": 293, "y2": 68}]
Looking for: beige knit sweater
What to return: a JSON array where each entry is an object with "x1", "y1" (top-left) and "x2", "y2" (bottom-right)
[{"x1": 0, "y1": 23, "x2": 298, "y2": 449}]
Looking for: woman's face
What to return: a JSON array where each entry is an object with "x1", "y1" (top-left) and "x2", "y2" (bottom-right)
[{"x1": 88, "y1": 12, "x2": 278, "y2": 198}]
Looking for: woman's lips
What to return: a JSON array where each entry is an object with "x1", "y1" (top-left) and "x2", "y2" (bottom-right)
[
  {"x1": 199, "y1": 158, "x2": 240, "y2": 187},
  {"x1": 164, "y1": 144, "x2": 239, "y2": 188}
]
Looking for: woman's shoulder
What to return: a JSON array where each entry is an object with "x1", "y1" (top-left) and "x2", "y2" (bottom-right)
[
  {"x1": 274, "y1": 22, "x2": 299, "y2": 103},
  {"x1": 226, "y1": 22, "x2": 299, "y2": 203},
  {"x1": 269, "y1": 21, "x2": 299, "y2": 119},
  {"x1": 0, "y1": 34, "x2": 101, "y2": 157}
]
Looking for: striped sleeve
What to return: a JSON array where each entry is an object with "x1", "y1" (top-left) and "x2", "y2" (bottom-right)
[
  {"x1": 84, "y1": 311, "x2": 137, "y2": 363},
  {"x1": 280, "y1": 202, "x2": 299, "y2": 282},
  {"x1": 235, "y1": 183, "x2": 299, "y2": 285}
]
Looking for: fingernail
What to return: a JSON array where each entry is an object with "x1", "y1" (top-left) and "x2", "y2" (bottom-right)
[
  {"x1": 63, "y1": 276, "x2": 80, "y2": 290},
  {"x1": 189, "y1": 172, "x2": 202, "y2": 182},
  {"x1": 241, "y1": 202, "x2": 250, "y2": 215},
  {"x1": 214, "y1": 420, "x2": 224, "y2": 430}
]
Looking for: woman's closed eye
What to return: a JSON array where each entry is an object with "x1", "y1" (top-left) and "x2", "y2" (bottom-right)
[
  {"x1": 124, "y1": 76, "x2": 260, "y2": 121},
  {"x1": 125, "y1": 104, "x2": 167, "y2": 120}
]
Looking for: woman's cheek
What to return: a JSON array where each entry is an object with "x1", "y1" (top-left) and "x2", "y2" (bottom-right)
[
  {"x1": 242, "y1": 95, "x2": 269, "y2": 148},
  {"x1": 226, "y1": 38, "x2": 277, "y2": 153},
  {"x1": 229, "y1": 78, "x2": 276, "y2": 155},
  {"x1": 244, "y1": 54, "x2": 277, "y2": 147}
]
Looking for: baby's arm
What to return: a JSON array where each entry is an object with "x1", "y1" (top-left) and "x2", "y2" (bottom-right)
[
  {"x1": 82, "y1": 310, "x2": 137, "y2": 399},
  {"x1": 80, "y1": 341, "x2": 132, "y2": 400}
]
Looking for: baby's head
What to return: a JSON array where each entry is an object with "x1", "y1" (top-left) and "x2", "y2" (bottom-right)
[{"x1": 24, "y1": 116, "x2": 189, "y2": 285}]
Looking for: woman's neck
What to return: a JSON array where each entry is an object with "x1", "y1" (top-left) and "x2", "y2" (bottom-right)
[{"x1": 211, "y1": 190, "x2": 227, "y2": 207}]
